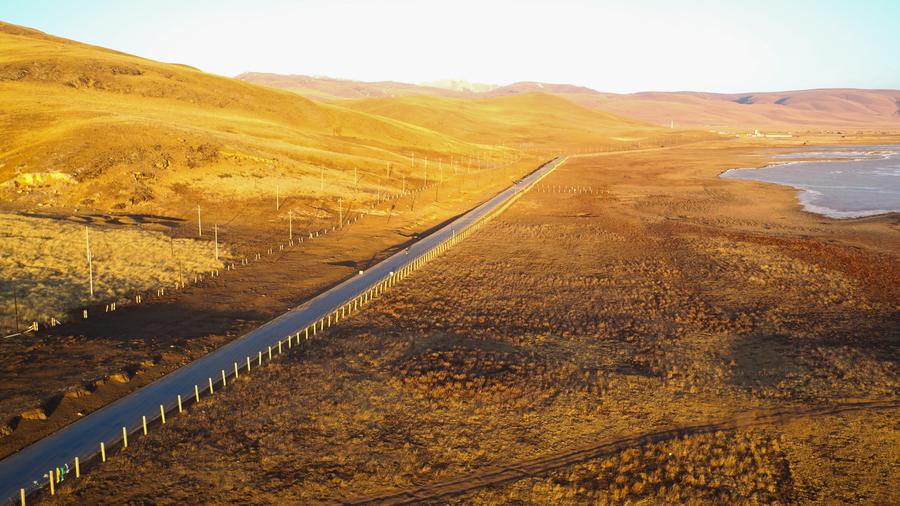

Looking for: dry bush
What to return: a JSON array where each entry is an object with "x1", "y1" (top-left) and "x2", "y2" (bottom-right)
[
  {"x1": 391, "y1": 342, "x2": 549, "y2": 398},
  {"x1": 461, "y1": 431, "x2": 792, "y2": 505}
]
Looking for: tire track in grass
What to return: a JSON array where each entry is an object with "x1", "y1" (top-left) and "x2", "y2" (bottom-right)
[{"x1": 344, "y1": 399, "x2": 899, "y2": 505}]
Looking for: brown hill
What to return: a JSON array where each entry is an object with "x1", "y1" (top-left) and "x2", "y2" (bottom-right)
[
  {"x1": 0, "y1": 22, "x2": 495, "y2": 212},
  {"x1": 344, "y1": 93, "x2": 661, "y2": 148},
  {"x1": 240, "y1": 73, "x2": 900, "y2": 130},
  {"x1": 236, "y1": 72, "x2": 472, "y2": 101},
  {"x1": 567, "y1": 89, "x2": 900, "y2": 130}
]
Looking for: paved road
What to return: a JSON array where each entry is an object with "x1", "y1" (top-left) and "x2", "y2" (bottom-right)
[{"x1": 0, "y1": 156, "x2": 565, "y2": 504}]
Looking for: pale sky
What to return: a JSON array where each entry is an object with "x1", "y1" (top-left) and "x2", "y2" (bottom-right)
[{"x1": 2, "y1": 0, "x2": 898, "y2": 93}]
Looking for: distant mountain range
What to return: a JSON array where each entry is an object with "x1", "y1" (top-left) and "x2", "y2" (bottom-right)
[
  {"x1": 419, "y1": 79, "x2": 497, "y2": 93},
  {"x1": 237, "y1": 73, "x2": 900, "y2": 129}
]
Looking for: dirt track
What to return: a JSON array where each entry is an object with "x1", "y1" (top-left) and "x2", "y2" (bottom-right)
[{"x1": 345, "y1": 399, "x2": 900, "y2": 505}]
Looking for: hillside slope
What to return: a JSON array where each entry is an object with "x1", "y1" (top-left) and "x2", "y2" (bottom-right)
[
  {"x1": 0, "y1": 22, "x2": 488, "y2": 212},
  {"x1": 235, "y1": 72, "x2": 473, "y2": 101},
  {"x1": 344, "y1": 93, "x2": 661, "y2": 148},
  {"x1": 240, "y1": 73, "x2": 900, "y2": 130},
  {"x1": 564, "y1": 89, "x2": 900, "y2": 130}
]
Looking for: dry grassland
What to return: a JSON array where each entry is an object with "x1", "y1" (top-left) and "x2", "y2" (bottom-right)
[
  {"x1": 1, "y1": 20, "x2": 684, "y2": 335},
  {"x1": 0, "y1": 214, "x2": 224, "y2": 328},
  {"x1": 43, "y1": 141, "x2": 898, "y2": 505},
  {"x1": 461, "y1": 409, "x2": 898, "y2": 505},
  {"x1": 0, "y1": 155, "x2": 549, "y2": 458}
]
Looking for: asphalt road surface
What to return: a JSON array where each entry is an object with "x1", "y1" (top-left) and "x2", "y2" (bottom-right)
[{"x1": 0, "y1": 156, "x2": 564, "y2": 504}]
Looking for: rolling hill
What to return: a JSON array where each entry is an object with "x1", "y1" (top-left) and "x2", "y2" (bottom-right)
[
  {"x1": 239, "y1": 73, "x2": 900, "y2": 130},
  {"x1": 343, "y1": 93, "x2": 661, "y2": 147},
  {"x1": 235, "y1": 72, "x2": 474, "y2": 101},
  {"x1": 557, "y1": 88, "x2": 900, "y2": 130},
  {"x1": 1, "y1": 22, "x2": 674, "y2": 214},
  {"x1": 0, "y1": 22, "x2": 493, "y2": 212}
]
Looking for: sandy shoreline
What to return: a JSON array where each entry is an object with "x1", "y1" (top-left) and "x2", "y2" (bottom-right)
[{"x1": 721, "y1": 142, "x2": 900, "y2": 220}]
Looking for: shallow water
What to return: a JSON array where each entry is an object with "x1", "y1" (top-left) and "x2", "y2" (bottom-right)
[{"x1": 722, "y1": 145, "x2": 900, "y2": 218}]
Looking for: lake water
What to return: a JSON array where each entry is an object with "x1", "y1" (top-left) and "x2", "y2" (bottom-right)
[{"x1": 721, "y1": 145, "x2": 900, "y2": 219}]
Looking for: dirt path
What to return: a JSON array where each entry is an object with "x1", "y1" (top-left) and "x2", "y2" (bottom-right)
[{"x1": 344, "y1": 399, "x2": 899, "y2": 505}]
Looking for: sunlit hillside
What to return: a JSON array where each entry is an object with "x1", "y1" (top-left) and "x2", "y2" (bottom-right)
[
  {"x1": 240, "y1": 73, "x2": 900, "y2": 130},
  {"x1": 235, "y1": 72, "x2": 472, "y2": 101},
  {"x1": 0, "y1": 20, "x2": 680, "y2": 335},
  {"x1": 0, "y1": 22, "x2": 494, "y2": 212},
  {"x1": 557, "y1": 89, "x2": 900, "y2": 130},
  {"x1": 344, "y1": 93, "x2": 662, "y2": 149}
]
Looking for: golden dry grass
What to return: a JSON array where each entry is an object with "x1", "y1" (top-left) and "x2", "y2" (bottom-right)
[
  {"x1": 0, "y1": 20, "x2": 686, "y2": 333},
  {"x1": 462, "y1": 430, "x2": 793, "y2": 505},
  {"x1": 0, "y1": 21, "x2": 505, "y2": 214},
  {"x1": 344, "y1": 92, "x2": 663, "y2": 148},
  {"x1": 42, "y1": 141, "x2": 898, "y2": 505},
  {"x1": 0, "y1": 214, "x2": 224, "y2": 330}
]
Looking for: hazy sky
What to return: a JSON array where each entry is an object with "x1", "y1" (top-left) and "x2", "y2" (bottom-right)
[{"x1": 3, "y1": 0, "x2": 898, "y2": 93}]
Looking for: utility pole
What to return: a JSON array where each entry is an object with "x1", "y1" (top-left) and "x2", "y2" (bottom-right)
[
  {"x1": 197, "y1": 205, "x2": 202, "y2": 237},
  {"x1": 12, "y1": 281, "x2": 19, "y2": 332},
  {"x1": 170, "y1": 237, "x2": 183, "y2": 287},
  {"x1": 85, "y1": 226, "x2": 94, "y2": 298}
]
